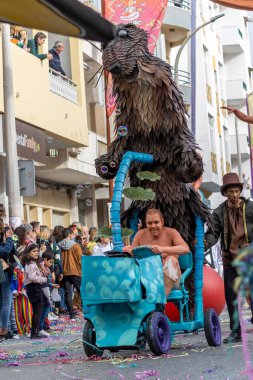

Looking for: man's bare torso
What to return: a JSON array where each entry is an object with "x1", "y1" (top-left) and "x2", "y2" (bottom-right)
[{"x1": 133, "y1": 227, "x2": 178, "y2": 254}]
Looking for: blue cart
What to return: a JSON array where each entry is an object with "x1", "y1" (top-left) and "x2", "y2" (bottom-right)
[{"x1": 81, "y1": 152, "x2": 221, "y2": 356}]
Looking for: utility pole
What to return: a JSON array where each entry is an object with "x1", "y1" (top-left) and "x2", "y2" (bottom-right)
[{"x1": 2, "y1": 23, "x2": 22, "y2": 228}]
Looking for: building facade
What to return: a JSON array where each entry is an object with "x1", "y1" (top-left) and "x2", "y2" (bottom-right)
[
  {"x1": 157, "y1": 0, "x2": 252, "y2": 208},
  {"x1": 0, "y1": 24, "x2": 109, "y2": 228},
  {"x1": 1, "y1": 0, "x2": 252, "y2": 229}
]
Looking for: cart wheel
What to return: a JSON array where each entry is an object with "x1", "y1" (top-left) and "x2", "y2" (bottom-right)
[
  {"x1": 204, "y1": 309, "x2": 221, "y2": 346},
  {"x1": 110, "y1": 348, "x2": 119, "y2": 352},
  {"x1": 83, "y1": 320, "x2": 104, "y2": 357},
  {"x1": 146, "y1": 312, "x2": 171, "y2": 355}
]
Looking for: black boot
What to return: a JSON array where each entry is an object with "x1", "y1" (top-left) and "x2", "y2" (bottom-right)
[
  {"x1": 223, "y1": 331, "x2": 242, "y2": 344},
  {"x1": 30, "y1": 329, "x2": 45, "y2": 339}
]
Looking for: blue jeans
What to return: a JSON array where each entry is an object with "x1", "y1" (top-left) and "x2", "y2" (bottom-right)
[
  {"x1": 0, "y1": 273, "x2": 12, "y2": 330},
  {"x1": 59, "y1": 287, "x2": 66, "y2": 309},
  {"x1": 8, "y1": 296, "x2": 17, "y2": 332},
  {"x1": 39, "y1": 303, "x2": 50, "y2": 331}
]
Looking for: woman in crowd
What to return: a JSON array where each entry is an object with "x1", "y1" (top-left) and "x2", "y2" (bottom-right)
[
  {"x1": 86, "y1": 227, "x2": 98, "y2": 255},
  {"x1": 21, "y1": 244, "x2": 47, "y2": 339},
  {"x1": 50, "y1": 226, "x2": 65, "y2": 314},
  {"x1": 19, "y1": 29, "x2": 29, "y2": 51},
  {"x1": 14, "y1": 226, "x2": 29, "y2": 256},
  {"x1": 0, "y1": 225, "x2": 15, "y2": 342},
  {"x1": 75, "y1": 233, "x2": 90, "y2": 255},
  {"x1": 92, "y1": 236, "x2": 113, "y2": 256},
  {"x1": 20, "y1": 224, "x2": 36, "y2": 245},
  {"x1": 39, "y1": 225, "x2": 51, "y2": 253}
]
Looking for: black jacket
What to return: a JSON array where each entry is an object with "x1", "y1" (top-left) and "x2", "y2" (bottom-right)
[
  {"x1": 205, "y1": 198, "x2": 253, "y2": 263},
  {"x1": 49, "y1": 48, "x2": 66, "y2": 76}
]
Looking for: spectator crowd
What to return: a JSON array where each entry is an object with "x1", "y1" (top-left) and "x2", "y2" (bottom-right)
[
  {"x1": 0, "y1": 218, "x2": 114, "y2": 341},
  {"x1": 10, "y1": 26, "x2": 67, "y2": 77}
]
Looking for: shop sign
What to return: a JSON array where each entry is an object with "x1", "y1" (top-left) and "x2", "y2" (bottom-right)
[{"x1": 16, "y1": 120, "x2": 46, "y2": 164}]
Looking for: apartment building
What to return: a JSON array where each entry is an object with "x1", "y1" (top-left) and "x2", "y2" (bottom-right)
[
  {"x1": 0, "y1": 25, "x2": 109, "y2": 228},
  {"x1": 157, "y1": 0, "x2": 252, "y2": 208},
  {"x1": 1, "y1": 0, "x2": 252, "y2": 228}
]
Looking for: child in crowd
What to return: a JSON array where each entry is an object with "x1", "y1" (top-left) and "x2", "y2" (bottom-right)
[
  {"x1": 21, "y1": 244, "x2": 48, "y2": 339},
  {"x1": 11, "y1": 265, "x2": 32, "y2": 336},
  {"x1": 39, "y1": 251, "x2": 60, "y2": 336}
]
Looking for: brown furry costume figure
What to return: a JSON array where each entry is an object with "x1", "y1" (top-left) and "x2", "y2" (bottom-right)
[{"x1": 95, "y1": 24, "x2": 212, "y2": 249}]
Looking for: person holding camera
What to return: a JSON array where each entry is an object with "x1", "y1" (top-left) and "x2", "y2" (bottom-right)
[{"x1": 0, "y1": 225, "x2": 15, "y2": 342}]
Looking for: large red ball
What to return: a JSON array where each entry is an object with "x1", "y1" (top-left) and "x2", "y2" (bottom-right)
[
  {"x1": 165, "y1": 265, "x2": 225, "y2": 321},
  {"x1": 202, "y1": 265, "x2": 225, "y2": 315}
]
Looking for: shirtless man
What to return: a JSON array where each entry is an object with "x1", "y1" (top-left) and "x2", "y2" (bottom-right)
[{"x1": 132, "y1": 209, "x2": 189, "y2": 296}]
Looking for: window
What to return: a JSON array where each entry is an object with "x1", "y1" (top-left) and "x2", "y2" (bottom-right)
[
  {"x1": 223, "y1": 126, "x2": 230, "y2": 162},
  {"x1": 218, "y1": 63, "x2": 224, "y2": 98},
  {"x1": 208, "y1": 114, "x2": 215, "y2": 152},
  {"x1": 203, "y1": 46, "x2": 210, "y2": 84}
]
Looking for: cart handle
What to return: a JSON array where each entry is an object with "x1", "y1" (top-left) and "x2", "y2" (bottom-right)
[{"x1": 110, "y1": 151, "x2": 154, "y2": 251}]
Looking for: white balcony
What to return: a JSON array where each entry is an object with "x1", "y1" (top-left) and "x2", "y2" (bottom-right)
[
  {"x1": 225, "y1": 79, "x2": 247, "y2": 105},
  {"x1": 168, "y1": 0, "x2": 191, "y2": 11},
  {"x1": 221, "y1": 26, "x2": 244, "y2": 54},
  {"x1": 163, "y1": 1, "x2": 191, "y2": 45},
  {"x1": 171, "y1": 68, "x2": 191, "y2": 105},
  {"x1": 230, "y1": 134, "x2": 250, "y2": 158},
  {"x1": 49, "y1": 69, "x2": 78, "y2": 104}
]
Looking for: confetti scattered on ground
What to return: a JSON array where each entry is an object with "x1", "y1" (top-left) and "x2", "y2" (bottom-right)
[{"x1": 0, "y1": 310, "x2": 252, "y2": 380}]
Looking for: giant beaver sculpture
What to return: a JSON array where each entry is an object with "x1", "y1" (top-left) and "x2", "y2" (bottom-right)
[{"x1": 95, "y1": 24, "x2": 211, "y2": 248}]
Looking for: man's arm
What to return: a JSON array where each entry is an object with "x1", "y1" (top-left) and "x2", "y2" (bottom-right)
[
  {"x1": 59, "y1": 65, "x2": 66, "y2": 76},
  {"x1": 131, "y1": 231, "x2": 142, "y2": 248},
  {"x1": 221, "y1": 107, "x2": 253, "y2": 124},
  {"x1": 152, "y1": 229, "x2": 189, "y2": 257},
  {"x1": 0, "y1": 237, "x2": 14, "y2": 259},
  {"x1": 204, "y1": 210, "x2": 222, "y2": 250}
]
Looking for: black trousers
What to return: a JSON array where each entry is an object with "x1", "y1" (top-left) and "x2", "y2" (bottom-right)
[
  {"x1": 26, "y1": 283, "x2": 43, "y2": 332},
  {"x1": 223, "y1": 267, "x2": 241, "y2": 333},
  {"x1": 62, "y1": 275, "x2": 81, "y2": 315}
]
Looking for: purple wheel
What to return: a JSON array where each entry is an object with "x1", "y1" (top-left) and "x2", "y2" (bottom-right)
[
  {"x1": 146, "y1": 312, "x2": 171, "y2": 355},
  {"x1": 204, "y1": 309, "x2": 221, "y2": 346}
]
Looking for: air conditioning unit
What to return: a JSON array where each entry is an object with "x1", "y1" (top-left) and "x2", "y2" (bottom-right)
[
  {"x1": 83, "y1": 0, "x2": 95, "y2": 8},
  {"x1": 68, "y1": 147, "x2": 82, "y2": 158}
]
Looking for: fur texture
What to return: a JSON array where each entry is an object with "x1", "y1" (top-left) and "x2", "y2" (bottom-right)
[{"x1": 95, "y1": 24, "x2": 212, "y2": 248}]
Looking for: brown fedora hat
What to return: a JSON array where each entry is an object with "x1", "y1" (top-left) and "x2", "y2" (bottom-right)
[{"x1": 220, "y1": 173, "x2": 243, "y2": 195}]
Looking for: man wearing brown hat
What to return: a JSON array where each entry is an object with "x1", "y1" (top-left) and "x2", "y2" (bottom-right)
[{"x1": 205, "y1": 173, "x2": 253, "y2": 343}]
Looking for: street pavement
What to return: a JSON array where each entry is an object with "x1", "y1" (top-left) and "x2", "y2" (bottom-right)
[{"x1": 0, "y1": 309, "x2": 252, "y2": 380}]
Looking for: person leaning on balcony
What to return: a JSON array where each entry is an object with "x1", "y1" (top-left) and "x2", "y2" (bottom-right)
[
  {"x1": 48, "y1": 41, "x2": 67, "y2": 77},
  {"x1": 221, "y1": 106, "x2": 253, "y2": 124},
  {"x1": 27, "y1": 32, "x2": 53, "y2": 61}
]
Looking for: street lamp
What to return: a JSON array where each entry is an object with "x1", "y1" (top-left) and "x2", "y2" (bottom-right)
[{"x1": 174, "y1": 13, "x2": 225, "y2": 85}]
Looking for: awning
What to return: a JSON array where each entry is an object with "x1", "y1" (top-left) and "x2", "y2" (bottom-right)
[
  {"x1": 0, "y1": 0, "x2": 116, "y2": 43},
  {"x1": 211, "y1": 0, "x2": 253, "y2": 10}
]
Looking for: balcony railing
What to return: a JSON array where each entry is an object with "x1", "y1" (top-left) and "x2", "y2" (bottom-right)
[
  {"x1": 168, "y1": 0, "x2": 191, "y2": 11},
  {"x1": 171, "y1": 68, "x2": 191, "y2": 86},
  {"x1": 49, "y1": 68, "x2": 78, "y2": 104}
]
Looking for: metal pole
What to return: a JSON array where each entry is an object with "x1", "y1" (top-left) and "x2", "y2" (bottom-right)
[
  {"x1": 2, "y1": 23, "x2": 22, "y2": 228},
  {"x1": 174, "y1": 13, "x2": 225, "y2": 85},
  {"x1": 191, "y1": 0, "x2": 196, "y2": 137},
  {"x1": 101, "y1": 0, "x2": 114, "y2": 202},
  {"x1": 235, "y1": 115, "x2": 242, "y2": 181}
]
